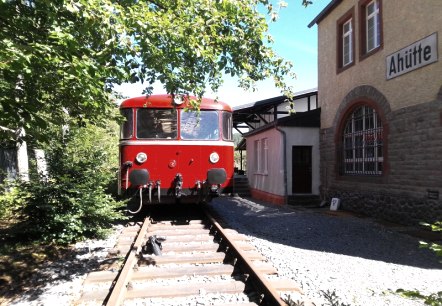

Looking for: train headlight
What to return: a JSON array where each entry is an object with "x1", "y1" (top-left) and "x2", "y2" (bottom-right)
[
  {"x1": 136, "y1": 152, "x2": 148, "y2": 164},
  {"x1": 173, "y1": 95, "x2": 184, "y2": 105},
  {"x1": 209, "y1": 152, "x2": 220, "y2": 164}
]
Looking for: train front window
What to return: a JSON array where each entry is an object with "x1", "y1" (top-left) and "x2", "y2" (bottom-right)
[
  {"x1": 137, "y1": 108, "x2": 177, "y2": 139},
  {"x1": 120, "y1": 109, "x2": 133, "y2": 139},
  {"x1": 180, "y1": 110, "x2": 219, "y2": 140}
]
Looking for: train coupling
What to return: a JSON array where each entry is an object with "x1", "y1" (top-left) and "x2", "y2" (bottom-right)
[
  {"x1": 174, "y1": 173, "x2": 183, "y2": 198},
  {"x1": 210, "y1": 184, "x2": 220, "y2": 193},
  {"x1": 195, "y1": 180, "x2": 202, "y2": 190}
]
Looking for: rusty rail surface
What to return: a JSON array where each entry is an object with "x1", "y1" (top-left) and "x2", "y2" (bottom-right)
[{"x1": 105, "y1": 217, "x2": 151, "y2": 306}]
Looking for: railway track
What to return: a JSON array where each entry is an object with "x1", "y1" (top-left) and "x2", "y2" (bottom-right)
[{"x1": 78, "y1": 204, "x2": 309, "y2": 306}]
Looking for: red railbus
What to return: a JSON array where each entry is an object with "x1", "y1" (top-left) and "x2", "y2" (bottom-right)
[{"x1": 119, "y1": 95, "x2": 234, "y2": 211}]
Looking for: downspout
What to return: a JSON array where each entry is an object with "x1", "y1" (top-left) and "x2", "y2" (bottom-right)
[
  {"x1": 275, "y1": 123, "x2": 288, "y2": 205},
  {"x1": 240, "y1": 149, "x2": 243, "y2": 172}
]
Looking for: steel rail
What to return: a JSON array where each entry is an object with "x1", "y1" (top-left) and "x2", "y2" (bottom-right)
[
  {"x1": 203, "y1": 208, "x2": 287, "y2": 306},
  {"x1": 105, "y1": 218, "x2": 151, "y2": 306}
]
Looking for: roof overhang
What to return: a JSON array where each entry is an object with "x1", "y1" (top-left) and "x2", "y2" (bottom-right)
[
  {"x1": 308, "y1": 0, "x2": 343, "y2": 28},
  {"x1": 232, "y1": 88, "x2": 318, "y2": 135},
  {"x1": 242, "y1": 108, "x2": 321, "y2": 138}
]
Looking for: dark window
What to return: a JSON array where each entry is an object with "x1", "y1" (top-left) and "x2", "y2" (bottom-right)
[
  {"x1": 137, "y1": 109, "x2": 177, "y2": 139},
  {"x1": 180, "y1": 110, "x2": 219, "y2": 140},
  {"x1": 120, "y1": 108, "x2": 133, "y2": 139},
  {"x1": 341, "y1": 105, "x2": 383, "y2": 175}
]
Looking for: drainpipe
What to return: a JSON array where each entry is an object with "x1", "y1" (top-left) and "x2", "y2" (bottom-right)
[{"x1": 275, "y1": 123, "x2": 288, "y2": 205}]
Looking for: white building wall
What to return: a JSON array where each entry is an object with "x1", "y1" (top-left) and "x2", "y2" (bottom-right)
[{"x1": 246, "y1": 128, "x2": 285, "y2": 197}]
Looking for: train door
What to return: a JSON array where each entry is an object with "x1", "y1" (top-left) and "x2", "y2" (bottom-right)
[{"x1": 292, "y1": 146, "x2": 312, "y2": 193}]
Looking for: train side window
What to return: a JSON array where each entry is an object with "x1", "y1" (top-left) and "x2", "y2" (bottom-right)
[
  {"x1": 222, "y1": 112, "x2": 233, "y2": 141},
  {"x1": 180, "y1": 110, "x2": 219, "y2": 140},
  {"x1": 120, "y1": 109, "x2": 133, "y2": 139},
  {"x1": 137, "y1": 109, "x2": 177, "y2": 139}
]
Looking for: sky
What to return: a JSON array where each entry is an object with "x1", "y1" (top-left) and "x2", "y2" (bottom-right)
[{"x1": 114, "y1": 1, "x2": 329, "y2": 107}]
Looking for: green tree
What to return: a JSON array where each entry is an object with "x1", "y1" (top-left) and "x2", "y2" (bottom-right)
[{"x1": 1, "y1": 0, "x2": 311, "y2": 143}]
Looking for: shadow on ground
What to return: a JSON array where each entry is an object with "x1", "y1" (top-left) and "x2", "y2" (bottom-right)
[
  {"x1": 0, "y1": 226, "x2": 121, "y2": 304},
  {"x1": 210, "y1": 196, "x2": 442, "y2": 270}
]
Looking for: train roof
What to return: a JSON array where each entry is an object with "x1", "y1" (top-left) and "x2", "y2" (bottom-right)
[{"x1": 120, "y1": 94, "x2": 232, "y2": 112}]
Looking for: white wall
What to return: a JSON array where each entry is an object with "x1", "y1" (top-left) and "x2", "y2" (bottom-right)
[
  {"x1": 246, "y1": 128, "x2": 285, "y2": 196},
  {"x1": 282, "y1": 127, "x2": 320, "y2": 195}
]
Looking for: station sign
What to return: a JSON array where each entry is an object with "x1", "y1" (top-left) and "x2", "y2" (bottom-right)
[{"x1": 386, "y1": 32, "x2": 438, "y2": 80}]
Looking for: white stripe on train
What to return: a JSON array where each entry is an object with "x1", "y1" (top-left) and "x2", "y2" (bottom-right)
[{"x1": 119, "y1": 140, "x2": 234, "y2": 147}]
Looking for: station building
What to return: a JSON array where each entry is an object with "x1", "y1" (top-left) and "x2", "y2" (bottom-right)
[{"x1": 309, "y1": 0, "x2": 442, "y2": 224}]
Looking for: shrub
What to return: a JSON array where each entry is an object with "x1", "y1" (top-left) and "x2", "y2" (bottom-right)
[
  {"x1": 0, "y1": 183, "x2": 24, "y2": 220},
  {"x1": 3, "y1": 121, "x2": 126, "y2": 244},
  {"x1": 396, "y1": 289, "x2": 442, "y2": 306}
]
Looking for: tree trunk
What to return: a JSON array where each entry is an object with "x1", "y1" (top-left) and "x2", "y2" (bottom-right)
[
  {"x1": 16, "y1": 128, "x2": 29, "y2": 181},
  {"x1": 34, "y1": 149, "x2": 48, "y2": 181}
]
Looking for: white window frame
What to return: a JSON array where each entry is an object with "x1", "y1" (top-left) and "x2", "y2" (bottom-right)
[
  {"x1": 261, "y1": 138, "x2": 268, "y2": 174},
  {"x1": 254, "y1": 138, "x2": 269, "y2": 175},
  {"x1": 342, "y1": 19, "x2": 353, "y2": 66},
  {"x1": 254, "y1": 140, "x2": 260, "y2": 173},
  {"x1": 366, "y1": 0, "x2": 380, "y2": 52}
]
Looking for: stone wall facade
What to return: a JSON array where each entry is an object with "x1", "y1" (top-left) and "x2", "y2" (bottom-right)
[
  {"x1": 320, "y1": 86, "x2": 442, "y2": 225},
  {"x1": 325, "y1": 189, "x2": 442, "y2": 225}
]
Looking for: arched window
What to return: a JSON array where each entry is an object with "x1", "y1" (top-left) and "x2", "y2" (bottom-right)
[{"x1": 341, "y1": 105, "x2": 383, "y2": 175}]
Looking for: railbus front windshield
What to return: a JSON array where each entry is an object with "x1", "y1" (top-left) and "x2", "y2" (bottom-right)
[
  {"x1": 180, "y1": 110, "x2": 219, "y2": 140},
  {"x1": 122, "y1": 108, "x2": 233, "y2": 141},
  {"x1": 137, "y1": 108, "x2": 178, "y2": 139}
]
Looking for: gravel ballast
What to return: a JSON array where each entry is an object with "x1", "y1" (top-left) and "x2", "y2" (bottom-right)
[
  {"x1": 208, "y1": 196, "x2": 442, "y2": 306},
  {"x1": 7, "y1": 196, "x2": 442, "y2": 306}
]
